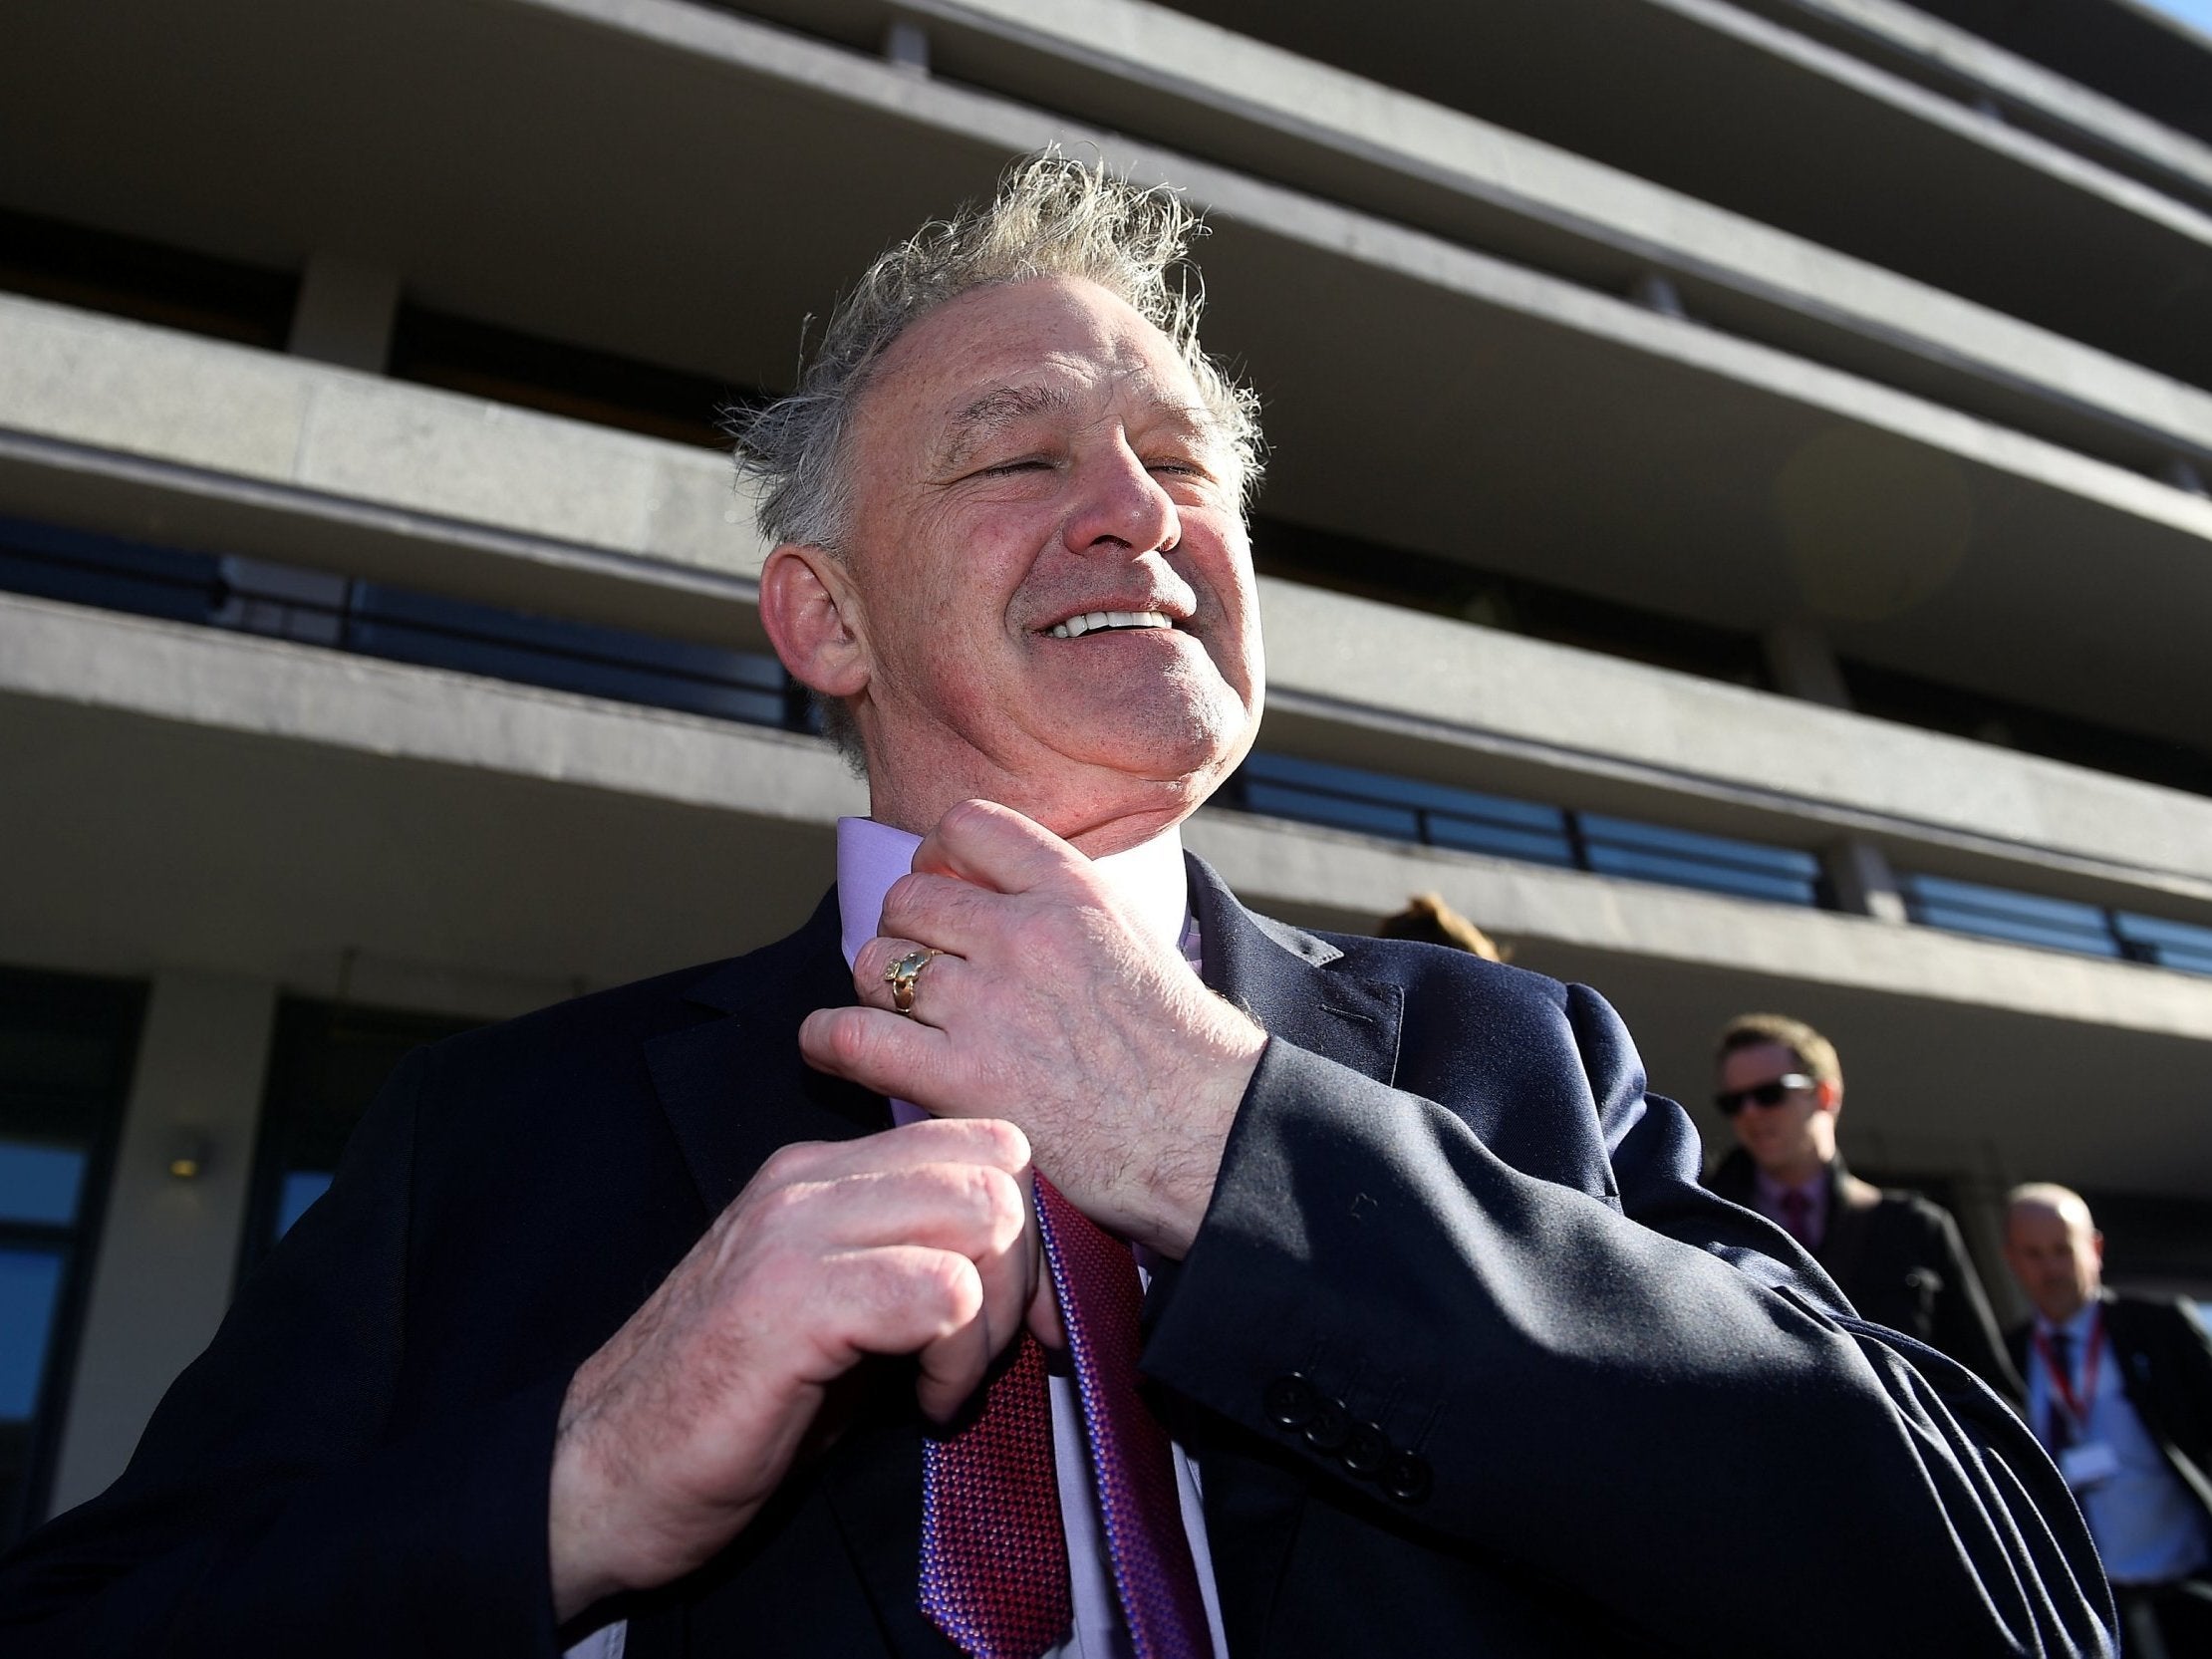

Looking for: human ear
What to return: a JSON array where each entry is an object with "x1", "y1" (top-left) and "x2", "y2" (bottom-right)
[{"x1": 759, "y1": 545, "x2": 871, "y2": 698}]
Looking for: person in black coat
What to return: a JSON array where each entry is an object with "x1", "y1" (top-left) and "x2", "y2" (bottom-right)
[
  {"x1": 1706, "y1": 1011, "x2": 2023, "y2": 1402},
  {"x1": 0, "y1": 156, "x2": 2110, "y2": 1658},
  {"x1": 2005, "y1": 1183, "x2": 2212, "y2": 1657}
]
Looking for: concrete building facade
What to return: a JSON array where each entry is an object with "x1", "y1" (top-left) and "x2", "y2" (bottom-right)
[{"x1": 1, "y1": 0, "x2": 2209, "y2": 1543}]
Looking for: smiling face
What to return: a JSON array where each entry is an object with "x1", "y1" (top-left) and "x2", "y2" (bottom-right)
[
  {"x1": 1719, "y1": 1040, "x2": 1839, "y2": 1187},
  {"x1": 769, "y1": 276, "x2": 1263, "y2": 853}
]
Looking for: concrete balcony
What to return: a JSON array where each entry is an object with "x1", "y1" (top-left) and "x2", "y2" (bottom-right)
[
  {"x1": 4, "y1": 291, "x2": 2209, "y2": 920},
  {"x1": 4, "y1": 590, "x2": 2206, "y2": 1201}
]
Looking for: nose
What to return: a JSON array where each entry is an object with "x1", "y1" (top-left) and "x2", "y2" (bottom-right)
[{"x1": 1062, "y1": 435, "x2": 1181, "y2": 558}]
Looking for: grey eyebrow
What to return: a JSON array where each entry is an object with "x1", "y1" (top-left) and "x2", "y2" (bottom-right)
[
  {"x1": 932, "y1": 385, "x2": 1072, "y2": 471},
  {"x1": 930, "y1": 379, "x2": 1231, "y2": 474}
]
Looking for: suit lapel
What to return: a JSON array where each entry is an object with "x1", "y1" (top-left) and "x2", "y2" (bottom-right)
[
  {"x1": 642, "y1": 889, "x2": 888, "y2": 1218},
  {"x1": 1815, "y1": 1164, "x2": 1874, "y2": 1287},
  {"x1": 1182, "y1": 857, "x2": 1404, "y2": 1653},
  {"x1": 1189, "y1": 855, "x2": 1404, "y2": 1086}
]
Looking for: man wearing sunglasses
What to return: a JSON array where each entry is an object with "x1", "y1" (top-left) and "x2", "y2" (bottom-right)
[{"x1": 1706, "y1": 1012, "x2": 2022, "y2": 1402}]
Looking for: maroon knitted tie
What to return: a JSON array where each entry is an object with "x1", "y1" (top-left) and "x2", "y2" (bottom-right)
[{"x1": 920, "y1": 1175, "x2": 1212, "y2": 1659}]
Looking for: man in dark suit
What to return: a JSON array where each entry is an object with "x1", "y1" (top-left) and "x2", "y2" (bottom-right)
[
  {"x1": 1706, "y1": 1011, "x2": 2022, "y2": 1401},
  {"x1": 0, "y1": 157, "x2": 2111, "y2": 1657},
  {"x1": 2005, "y1": 1184, "x2": 2212, "y2": 1657}
]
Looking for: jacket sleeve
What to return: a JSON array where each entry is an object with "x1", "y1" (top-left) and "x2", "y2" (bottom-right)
[
  {"x1": 0, "y1": 1047, "x2": 570, "y2": 1659},
  {"x1": 1147, "y1": 978, "x2": 2115, "y2": 1658}
]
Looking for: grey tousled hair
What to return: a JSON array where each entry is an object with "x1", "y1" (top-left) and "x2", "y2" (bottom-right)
[{"x1": 731, "y1": 152, "x2": 1264, "y2": 556}]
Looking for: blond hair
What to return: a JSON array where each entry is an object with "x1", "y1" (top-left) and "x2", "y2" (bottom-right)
[{"x1": 1714, "y1": 1011, "x2": 1841, "y2": 1086}]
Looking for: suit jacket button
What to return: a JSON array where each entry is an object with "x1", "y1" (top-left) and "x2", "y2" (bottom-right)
[
  {"x1": 1302, "y1": 1399, "x2": 1352, "y2": 1453},
  {"x1": 1381, "y1": 1452, "x2": 1432, "y2": 1505},
  {"x1": 1264, "y1": 1373, "x2": 1319, "y2": 1430},
  {"x1": 1342, "y1": 1422, "x2": 1390, "y2": 1478}
]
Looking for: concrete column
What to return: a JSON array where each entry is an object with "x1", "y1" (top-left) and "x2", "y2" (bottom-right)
[
  {"x1": 884, "y1": 19, "x2": 929, "y2": 74},
  {"x1": 49, "y1": 973, "x2": 277, "y2": 1516},
  {"x1": 1822, "y1": 836, "x2": 1910, "y2": 925},
  {"x1": 1760, "y1": 621, "x2": 1852, "y2": 709},
  {"x1": 286, "y1": 250, "x2": 400, "y2": 374}
]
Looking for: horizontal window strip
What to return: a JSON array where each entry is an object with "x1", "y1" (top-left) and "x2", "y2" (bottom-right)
[
  {"x1": 1231, "y1": 752, "x2": 1823, "y2": 908},
  {"x1": 0, "y1": 517, "x2": 811, "y2": 735}
]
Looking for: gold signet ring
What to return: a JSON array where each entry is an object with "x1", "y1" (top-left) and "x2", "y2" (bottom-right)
[{"x1": 884, "y1": 949, "x2": 940, "y2": 1016}]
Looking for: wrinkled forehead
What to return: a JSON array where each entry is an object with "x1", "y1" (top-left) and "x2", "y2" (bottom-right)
[
  {"x1": 2009, "y1": 1201, "x2": 2092, "y2": 1244},
  {"x1": 859, "y1": 277, "x2": 1230, "y2": 468}
]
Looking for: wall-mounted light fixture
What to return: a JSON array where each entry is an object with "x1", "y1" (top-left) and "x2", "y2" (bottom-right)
[{"x1": 166, "y1": 1132, "x2": 211, "y2": 1181}]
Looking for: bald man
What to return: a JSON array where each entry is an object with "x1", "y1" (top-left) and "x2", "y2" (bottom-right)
[{"x1": 2006, "y1": 1185, "x2": 2212, "y2": 1656}]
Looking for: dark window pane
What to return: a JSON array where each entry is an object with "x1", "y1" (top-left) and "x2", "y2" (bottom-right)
[
  {"x1": 0, "y1": 1144, "x2": 86, "y2": 1228},
  {"x1": 0, "y1": 965, "x2": 141, "y2": 1545},
  {"x1": 275, "y1": 1171, "x2": 334, "y2": 1242},
  {"x1": 1426, "y1": 815, "x2": 1578, "y2": 865},
  {"x1": 1243, "y1": 752, "x2": 1559, "y2": 825},
  {"x1": 1243, "y1": 780, "x2": 1421, "y2": 840},
  {"x1": 1580, "y1": 814, "x2": 1822, "y2": 905},
  {"x1": 2113, "y1": 912, "x2": 2212, "y2": 975},
  {"x1": 389, "y1": 303, "x2": 752, "y2": 450},
  {"x1": 0, "y1": 205, "x2": 297, "y2": 349},
  {"x1": 0, "y1": 517, "x2": 221, "y2": 627},
  {"x1": 1903, "y1": 874, "x2": 2122, "y2": 958},
  {"x1": 242, "y1": 1000, "x2": 480, "y2": 1273},
  {"x1": 347, "y1": 584, "x2": 787, "y2": 724},
  {"x1": 0, "y1": 517, "x2": 804, "y2": 735},
  {"x1": 0, "y1": 1248, "x2": 65, "y2": 1421}
]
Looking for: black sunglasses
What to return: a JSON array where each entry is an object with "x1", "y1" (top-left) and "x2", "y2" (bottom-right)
[{"x1": 1713, "y1": 1073, "x2": 1815, "y2": 1116}]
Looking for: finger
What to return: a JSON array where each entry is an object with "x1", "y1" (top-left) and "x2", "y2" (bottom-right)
[
  {"x1": 750, "y1": 1116, "x2": 1031, "y2": 1193},
  {"x1": 817, "y1": 1245, "x2": 996, "y2": 1420},
  {"x1": 752, "y1": 1156, "x2": 1031, "y2": 1264},
  {"x1": 809, "y1": 1160, "x2": 1039, "y2": 1365},
  {"x1": 912, "y1": 798, "x2": 1084, "y2": 897},
  {"x1": 876, "y1": 872, "x2": 1005, "y2": 960},
  {"x1": 852, "y1": 936, "x2": 971, "y2": 1026},
  {"x1": 800, "y1": 1003, "x2": 966, "y2": 1106},
  {"x1": 1026, "y1": 1266, "x2": 1066, "y2": 1353}
]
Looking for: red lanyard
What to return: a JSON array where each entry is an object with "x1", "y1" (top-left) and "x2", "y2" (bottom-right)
[{"x1": 2034, "y1": 1307, "x2": 2103, "y2": 1431}]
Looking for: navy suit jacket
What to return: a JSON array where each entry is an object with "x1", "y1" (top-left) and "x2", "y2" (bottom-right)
[{"x1": 0, "y1": 859, "x2": 2114, "y2": 1655}]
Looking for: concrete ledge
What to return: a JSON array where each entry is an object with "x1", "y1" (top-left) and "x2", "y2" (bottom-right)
[
  {"x1": 1767, "y1": 0, "x2": 2212, "y2": 201},
  {"x1": 1183, "y1": 807, "x2": 2212, "y2": 1041},
  {"x1": 654, "y1": 0, "x2": 2212, "y2": 464},
  {"x1": 0, "y1": 589, "x2": 852, "y2": 821},
  {"x1": 6, "y1": 591, "x2": 2210, "y2": 1037},
  {"x1": 0, "y1": 293, "x2": 770, "y2": 644},
  {"x1": 1257, "y1": 578, "x2": 2212, "y2": 908}
]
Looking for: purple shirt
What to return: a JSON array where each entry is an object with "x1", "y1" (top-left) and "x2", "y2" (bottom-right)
[{"x1": 1752, "y1": 1168, "x2": 1829, "y2": 1252}]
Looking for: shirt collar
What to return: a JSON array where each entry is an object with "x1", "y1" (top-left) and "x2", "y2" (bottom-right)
[
  {"x1": 2037, "y1": 1299, "x2": 2103, "y2": 1344},
  {"x1": 835, "y1": 815, "x2": 1190, "y2": 971},
  {"x1": 1753, "y1": 1167, "x2": 1826, "y2": 1209}
]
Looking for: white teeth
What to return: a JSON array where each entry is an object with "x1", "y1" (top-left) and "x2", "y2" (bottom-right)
[{"x1": 1047, "y1": 610, "x2": 1173, "y2": 639}]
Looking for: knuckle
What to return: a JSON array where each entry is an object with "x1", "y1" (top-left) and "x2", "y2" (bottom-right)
[
  {"x1": 755, "y1": 1141, "x2": 825, "y2": 1189},
  {"x1": 973, "y1": 1166, "x2": 1026, "y2": 1235},
  {"x1": 972, "y1": 1117, "x2": 1031, "y2": 1170},
  {"x1": 920, "y1": 1252, "x2": 984, "y2": 1321},
  {"x1": 834, "y1": 1016, "x2": 884, "y2": 1069}
]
